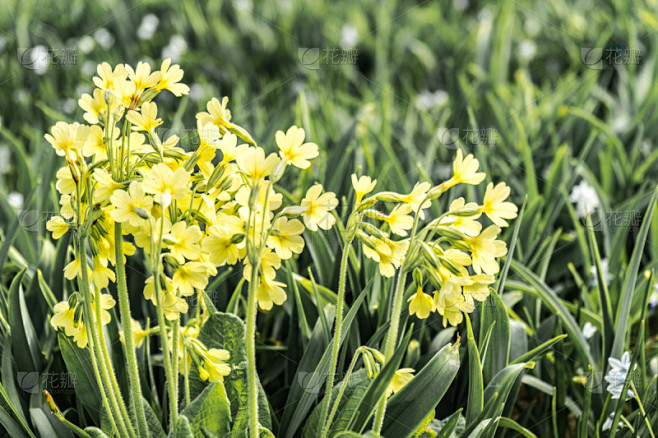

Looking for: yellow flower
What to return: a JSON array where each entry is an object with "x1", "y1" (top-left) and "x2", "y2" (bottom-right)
[
  {"x1": 196, "y1": 97, "x2": 233, "y2": 133},
  {"x1": 466, "y1": 225, "x2": 507, "y2": 275},
  {"x1": 45, "y1": 122, "x2": 88, "y2": 160},
  {"x1": 110, "y1": 181, "x2": 154, "y2": 227},
  {"x1": 462, "y1": 274, "x2": 495, "y2": 302},
  {"x1": 93, "y1": 62, "x2": 127, "y2": 89},
  {"x1": 93, "y1": 169, "x2": 124, "y2": 204},
  {"x1": 64, "y1": 257, "x2": 92, "y2": 281},
  {"x1": 439, "y1": 197, "x2": 482, "y2": 237},
  {"x1": 351, "y1": 174, "x2": 377, "y2": 204},
  {"x1": 448, "y1": 149, "x2": 485, "y2": 186},
  {"x1": 144, "y1": 275, "x2": 173, "y2": 304},
  {"x1": 47, "y1": 216, "x2": 70, "y2": 239},
  {"x1": 408, "y1": 286, "x2": 434, "y2": 319},
  {"x1": 91, "y1": 256, "x2": 116, "y2": 289},
  {"x1": 119, "y1": 319, "x2": 149, "y2": 348},
  {"x1": 267, "y1": 217, "x2": 305, "y2": 259},
  {"x1": 51, "y1": 301, "x2": 78, "y2": 337},
  {"x1": 216, "y1": 132, "x2": 248, "y2": 163},
  {"x1": 55, "y1": 166, "x2": 76, "y2": 195},
  {"x1": 156, "y1": 59, "x2": 190, "y2": 96},
  {"x1": 244, "y1": 249, "x2": 281, "y2": 282},
  {"x1": 78, "y1": 88, "x2": 116, "y2": 124},
  {"x1": 236, "y1": 147, "x2": 280, "y2": 181},
  {"x1": 93, "y1": 293, "x2": 116, "y2": 325},
  {"x1": 165, "y1": 222, "x2": 202, "y2": 263},
  {"x1": 172, "y1": 262, "x2": 216, "y2": 296},
  {"x1": 387, "y1": 368, "x2": 415, "y2": 397},
  {"x1": 399, "y1": 182, "x2": 432, "y2": 217},
  {"x1": 126, "y1": 101, "x2": 162, "y2": 133},
  {"x1": 383, "y1": 204, "x2": 414, "y2": 236},
  {"x1": 300, "y1": 184, "x2": 338, "y2": 231},
  {"x1": 142, "y1": 163, "x2": 190, "y2": 206},
  {"x1": 256, "y1": 276, "x2": 287, "y2": 310},
  {"x1": 202, "y1": 217, "x2": 246, "y2": 266},
  {"x1": 198, "y1": 348, "x2": 231, "y2": 382},
  {"x1": 73, "y1": 324, "x2": 88, "y2": 348},
  {"x1": 275, "y1": 125, "x2": 319, "y2": 169},
  {"x1": 481, "y1": 182, "x2": 518, "y2": 227},
  {"x1": 434, "y1": 278, "x2": 474, "y2": 327},
  {"x1": 362, "y1": 237, "x2": 409, "y2": 278},
  {"x1": 110, "y1": 77, "x2": 137, "y2": 108},
  {"x1": 127, "y1": 61, "x2": 160, "y2": 94},
  {"x1": 162, "y1": 290, "x2": 189, "y2": 320},
  {"x1": 135, "y1": 217, "x2": 171, "y2": 252}
]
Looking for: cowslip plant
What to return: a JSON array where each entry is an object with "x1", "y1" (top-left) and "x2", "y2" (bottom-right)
[
  {"x1": 318, "y1": 149, "x2": 518, "y2": 435},
  {"x1": 44, "y1": 59, "x2": 337, "y2": 437}
]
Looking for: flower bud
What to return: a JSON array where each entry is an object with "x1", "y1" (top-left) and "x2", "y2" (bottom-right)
[
  {"x1": 135, "y1": 207, "x2": 151, "y2": 220},
  {"x1": 280, "y1": 206, "x2": 307, "y2": 217},
  {"x1": 375, "y1": 192, "x2": 404, "y2": 203}
]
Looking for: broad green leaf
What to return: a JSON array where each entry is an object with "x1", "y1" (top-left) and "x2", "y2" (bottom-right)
[
  {"x1": 29, "y1": 407, "x2": 73, "y2": 438},
  {"x1": 428, "y1": 409, "x2": 463, "y2": 438},
  {"x1": 170, "y1": 415, "x2": 194, "y2": 438},
  {"x1": 479, "y1": 292, "x2": 509, "y2": 383},
  {"x1": 381, "y1": 342, "x2": 460, "y2": 437},
  {"x1": 465, "y1": 315, "x2": 483, "y2": 425},
  {"x1": 58, "y1": 334, "x2": 102, "y2": 422},
  {"x1": 141, "y1": 398, "x2": 166, "y2": 438},
  {"x1": 8, "y1": 269, "x2": 41, "y2": 372},
  {"x1": 611, "y1": 187, "x2": 658, "y2": 359},
  {"x1": 179, "y1": 382, "x2": 231, "y2": 437},
  {"x1": 302, "y1": 369, "x2": 371, "y2": 437}
]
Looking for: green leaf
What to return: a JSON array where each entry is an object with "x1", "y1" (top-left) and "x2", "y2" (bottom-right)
[
  {"x1": 479, "y1": 292, "x2": 510, "y2": 383},
  {"x1": 302, "y1": 369, "x2": 371, "y2": 437},
  {"x1": 429, "y1": 409, "x2": 463, "y2": 438},
  {"x1": 170, "y1": 415, "x2": 194, "y2": 438},
  {"x1": 84, "y1": 427, "x2": 110, "y2": 438},
  {"x1": 465, "y1": 315, "x2": 483, "y2": 425},
  {"x1": 611, "y1": 187, "x2": 658, "y2": 359},
  {"x1": 381, "y1": 342, "x2": 460, "y2": 438},
  {"x1": 58, "y1": 334, "x2": 102, "y2": 423},
  {"x1": 141, "y1": 398, "x2": 166, "y2": 438},
  {"x1": 509, "y1": 334, "x2": 567, "y2": 365},
  {"x1": 509, "y1": 262, "x2": 595, "y2": 366},
  {"x1": 8, "y1": 269, "x2": 41, "y2": 372},
  {"x1": 179, "y1": 382, "x2": 231, "y2": 437}
]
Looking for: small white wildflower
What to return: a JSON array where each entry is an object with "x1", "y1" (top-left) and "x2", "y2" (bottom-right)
[
  {"x1": 94, "y1": 28, "x2": 115, "y2": 49},
  {"x1": 162, "y1": 35, "x2": 187, "y2": 63},
  {"x1": 582, "y1": 322, "x2": 597, "y2": 340},
  {"x1": 605, "y1": 352, "x2": 635, "y2": 400},
  {"x1": 569, "y1": 180, "x2": 600, "y2": 218},
  {"x1": 8, "y1": 191, "x2": 23, "y2": 209},
  {"x1": 137, "y1": 14, "x2": 159, "y2": 40},
  {"x1": 340, "y1": 24, "x2": 359, "y2": 48},
  {"x1": 519, "y1": 40, "x2": 536, "y2": 61}
]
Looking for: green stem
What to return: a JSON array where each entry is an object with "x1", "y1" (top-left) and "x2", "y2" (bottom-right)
[
  {"x1": 320, "y1": 346, "x2": 363, "y2": 438},
  {"x1": 77, "y1": 240, "x2": 131, "y2": 438},
  {"x1": 153, "y1": 265, "x2": 177, "y2": 431},
  {"x1": 114, "y1": 223, "x2": 149, "y2": 437},
  {"x1": 171, "y1": 317, "x2": 180, "y2": 414},
  {"x1": 246, "y1": 259, "x2": 261, "y2": 438},
  {"x1": 318, "y1": 238, "x2": 352, "y2": 433},
  {"x1": 631, "y1": 381, "x2": 656, "y2": 438},
  {"x1": 372, "y1": 268, "x2": 407, "y2": 431}
]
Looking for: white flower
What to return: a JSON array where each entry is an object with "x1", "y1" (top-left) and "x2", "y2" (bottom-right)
[
  {"x1": 340, "y1": 24, "x2": 359, "y2": 48},
  {"x1": 569, "y1": 180, "x2": 600, "y2": 218},
  {"x1": 162, "y1": 35, "x2": 187, "y2": 63},
  {"x1": 417, "y1": 90, "x2": 448, "y2": 111},
  {"x1": 649, "y1": 282, "x2": 658, "y2": 312},
  {"x1": 582, "y1": 322, "x2": 597, "y2": 340},
  {"x1": 589, "y1": 257, "x2": 611, "y2": 286},
  {"x1": 602, "y1": 413, "x2": 622, "y2": 431},
  {"x1": 137, "y1": 14, "x2": 159, "y2": 40},
  {"x1": 605, "y1": 351, "x2": 635, "y2": 400},
  {"x1": 94, "y1": 28, "x2": 115, "y2": 49},
  {"x1": 8, "y1": 191, "x2": 23, "y2": 209}
]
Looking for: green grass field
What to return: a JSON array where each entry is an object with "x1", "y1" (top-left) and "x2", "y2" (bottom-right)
[{"x1": 1, "y1": 0, "x2": 658, "y2": 437}]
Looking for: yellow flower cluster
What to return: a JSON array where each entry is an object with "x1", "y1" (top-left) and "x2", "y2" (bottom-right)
[
  {"x1": 46, "y1": 59, "x2": 338, "y2": 349},
  {"x1": 350, "y1": 149, "x2": 517, "y2": 327}
]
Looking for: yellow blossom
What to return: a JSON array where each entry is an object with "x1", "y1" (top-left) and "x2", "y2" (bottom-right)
[
  {"x1": 165, "y1": 222, "x2": 202, "y2": 263},
  {"x1": 408, "y1": 286, "x2": 434, "y2": 319},
  {"x1": 236, "y1": 147, "x2": 280, "y2": 181},
  {"x1": 481, "y1": 182, "x2": 518, "y2": 227},
  {"x1": 172, "y1": 262, "x2": 216, "y2": 296},
  {"x1": 256, "y1": 276, "x2": 287, "y2": 310},
  {"x1": 93, "y1": 62, "x2": 127, "y2": 89},
  {"x1": 45, "y1": 122, "x2": 88, "y2": 160},
  {"x1": 383, "y1": 204, "x2": 414, "y2": 236},
  {"x1": 156, "y1": 59, "x2": 190, "y2": 96},
  {"x1": 266, "y1": 217, "x2": 305, "y2": 259},
  {"x1": 142, "y1": 163, "x2": 190, "y2": 205},
  {"x1": 440, "y1": 197, "x2": 482, "y2": 237},
  {"x1": 448, "y1": 149, "x2": 485, "y2": 186},
  {"x1": 110, "y1": 181, "x2": 154, "y2": 227},
  {"x1": 466, "y1": 225, "x2": 507, "y2": 275},
  {"x1": 300, "y1": 184, "x2": 338, "y2": 231},
  {"x1": 126, "y1": 101, "x2": 162, "y2": 133},
  {"x1": 387, "y1": 368, "x2": 415, "y2": 397},
  {"x1": 126, "y1": 61, "x2": 160, "y2": 94},
  {"x1": 202, "y1": 217, "x2": 246, "y2": 266},
  {"x1": 216, "y1": 132, "x2": 248, "y2": 163},
  {"x1": 46, "y1": 216, "x2": 70, "y2": 239},
  {"x1": 198, "y1": 349, "x2": 231, "y2": 382},
  {"x1": 351, "y1": 174, "x2": 377, "y2": 204},
  {"x1": 275, "y1": 125, "x2": 319, "y2": 169},
  {"x1": 196, "y1": 97, "x2": 233, "y2": 133}
]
